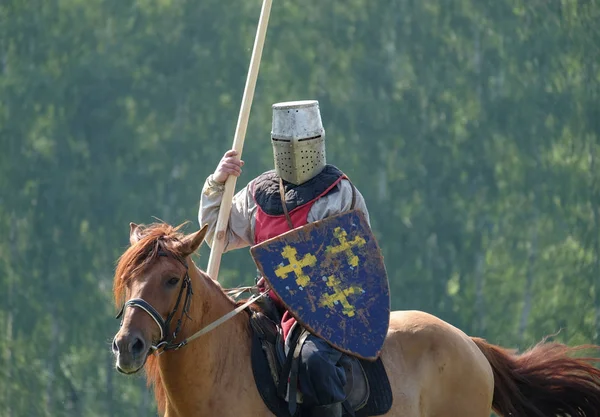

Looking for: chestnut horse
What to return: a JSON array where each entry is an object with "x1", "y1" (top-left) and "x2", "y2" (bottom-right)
[{"x1": 112, "y1": 223, "x2": 600, "y2": 417}]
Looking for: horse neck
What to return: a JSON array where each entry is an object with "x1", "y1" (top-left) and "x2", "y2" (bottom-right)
[{"x1": 158, "y1": 262, "x2": 254, "y2": 416}]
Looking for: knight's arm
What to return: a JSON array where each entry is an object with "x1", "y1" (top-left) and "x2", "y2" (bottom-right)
[
  {"x1": 307, "y1": 179, "x2": 371, "y2": 225},
  {"x1": 198, "y1": 175, "x2": 257, "y2": 252}
]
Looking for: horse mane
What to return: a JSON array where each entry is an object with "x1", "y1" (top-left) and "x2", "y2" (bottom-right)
[{"x1": 113, "y1": 222, "x2": 189, "y2": 415}]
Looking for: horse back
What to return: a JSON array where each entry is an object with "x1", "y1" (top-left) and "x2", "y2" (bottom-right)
[{"x1": 379, "y1": 310, "x2": 494, "y2": 417}]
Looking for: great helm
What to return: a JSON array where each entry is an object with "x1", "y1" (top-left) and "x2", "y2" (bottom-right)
[{"x1": 271, "y1": 100, "x2": 326, "y2": 185}]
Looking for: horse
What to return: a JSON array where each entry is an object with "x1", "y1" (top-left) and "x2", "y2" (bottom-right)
[{"x1": 111, "y1": 222, "x2": 600, "y2": 417}]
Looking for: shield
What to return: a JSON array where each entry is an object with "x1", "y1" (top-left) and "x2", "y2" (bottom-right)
[{"x1": 250, "y1": 209, "x2": 390, "y2": 360}]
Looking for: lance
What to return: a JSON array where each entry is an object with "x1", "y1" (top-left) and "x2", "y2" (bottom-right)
[{"x1": 206, "y1": 0, "x2": 273, "y2": 280}]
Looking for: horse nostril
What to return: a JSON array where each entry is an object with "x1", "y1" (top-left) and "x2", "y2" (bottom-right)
[
  {"x1": 130, "y1": 337, "x2": 146, "y2": 356},
  {"x1": 112, "y1": 338, "x2": 119, "y2": 354}
]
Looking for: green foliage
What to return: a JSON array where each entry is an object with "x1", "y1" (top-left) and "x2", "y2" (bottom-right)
[{"x1": 0, "y1": 0, "x2": 598, "y2": 415}]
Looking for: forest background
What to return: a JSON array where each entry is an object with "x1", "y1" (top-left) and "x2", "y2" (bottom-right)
[{"x1": 1, "y1": 0, "x2": 599, "y2": 415}]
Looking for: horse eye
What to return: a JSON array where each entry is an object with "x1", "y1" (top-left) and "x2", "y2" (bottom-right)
[{"x1": 167, "y1": 277, "x2": 180, "y2": 287}]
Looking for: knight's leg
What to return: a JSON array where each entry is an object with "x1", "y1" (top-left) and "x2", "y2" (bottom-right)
[{"x1": 298, "y1": 334, "x2": 346, "y2": 411}]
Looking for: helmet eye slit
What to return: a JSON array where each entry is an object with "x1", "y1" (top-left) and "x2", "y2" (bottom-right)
[{"x1": 297, "y1": 135, "x2": 322, "y2": 142}]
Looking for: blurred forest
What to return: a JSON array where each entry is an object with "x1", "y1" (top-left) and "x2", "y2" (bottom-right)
[{"x1": 1, "y1": 0, "x2": 599, "y2": 415}]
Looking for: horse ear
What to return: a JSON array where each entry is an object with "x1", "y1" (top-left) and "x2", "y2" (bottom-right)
[
  {"x1": 129, "y1": 222, "x2": 142, "y2": 245},
  {"x1": 179, "y1": 224, "x2": 209, "y2": 256}
]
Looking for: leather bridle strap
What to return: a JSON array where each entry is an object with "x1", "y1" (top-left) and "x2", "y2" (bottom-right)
[
  {"x1": 162, "y1": 273, "x2": 193, "y2": 343},
  {"x1": 117, "y1": 298, "x2": 169, "y2": 342},
  {"x1": 176, "y1": 292, "x2": 265, "y2": 349}
]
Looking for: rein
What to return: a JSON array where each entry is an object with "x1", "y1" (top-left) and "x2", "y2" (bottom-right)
[{"x1": 116, "y1": 249, "x2": 264, "y2": 354}]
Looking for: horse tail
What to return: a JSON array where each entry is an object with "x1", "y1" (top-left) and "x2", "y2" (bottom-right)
[{"x1": 471, "y1": 337, "x2": 600, "y2": 416}]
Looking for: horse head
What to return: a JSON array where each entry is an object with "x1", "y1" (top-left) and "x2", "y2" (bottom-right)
[{"x1": 111, "y1": 222, "x2": 207, "y2": 374}]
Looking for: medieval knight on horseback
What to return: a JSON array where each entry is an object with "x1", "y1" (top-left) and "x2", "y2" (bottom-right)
[{"x1": 199, "y1": 100, "x2": 383, "y2": 417}]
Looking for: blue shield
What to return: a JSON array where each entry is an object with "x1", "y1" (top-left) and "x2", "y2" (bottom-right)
[{"x1": 250, "y1": 210, "x2": 390, "y2": 360}]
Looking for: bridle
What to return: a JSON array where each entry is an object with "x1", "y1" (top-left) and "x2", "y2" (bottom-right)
[
  {"x1": 115, "y1": 247, "x2": 264, "y2": 354},
  {"x1": 116, "y1": 249, "x2": 194, "y2": 352}
]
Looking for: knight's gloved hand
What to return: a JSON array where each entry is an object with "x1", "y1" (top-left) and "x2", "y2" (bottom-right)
[{"x1": 213, "y1": 149, "x2": 244, "y2": 183}]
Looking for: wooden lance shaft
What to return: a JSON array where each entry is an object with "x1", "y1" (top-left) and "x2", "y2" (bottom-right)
[{"x1": 206, "y1": 0, "x2": 273, "y2": 280}]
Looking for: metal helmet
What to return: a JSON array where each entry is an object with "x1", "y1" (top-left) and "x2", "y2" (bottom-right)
[{"x1": 271, "y1": 100, "x2": 326, "y2": 185}]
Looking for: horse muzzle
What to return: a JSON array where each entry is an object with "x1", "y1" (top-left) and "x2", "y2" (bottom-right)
[{"x1": 112, "y1": 331, "x2": 150, "y2": 374}]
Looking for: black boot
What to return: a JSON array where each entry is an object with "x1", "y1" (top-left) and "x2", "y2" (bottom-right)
[{"x1": 303, "y1": 402, "x2": 342, "y2": 417}]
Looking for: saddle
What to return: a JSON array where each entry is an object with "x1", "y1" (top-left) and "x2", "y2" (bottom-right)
[{"x1": 249, "y1": 306, "x2": 393, "y2": 417}]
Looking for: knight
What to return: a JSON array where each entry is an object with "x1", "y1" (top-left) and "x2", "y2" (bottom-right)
[{"x1": 199, "y1": 100, "x2": 372, "y2": 417}]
